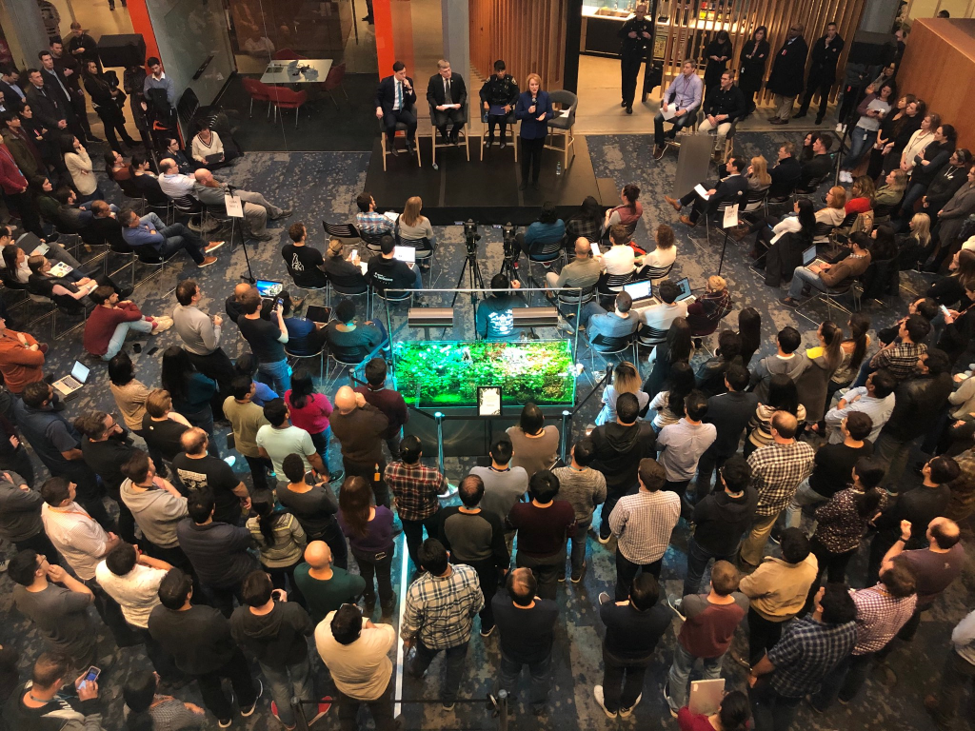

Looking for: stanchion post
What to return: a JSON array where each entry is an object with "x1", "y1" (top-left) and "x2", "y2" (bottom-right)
[
  {"x1": 435, "y1": 411, "x2": 445, "y2": 476},
  {"x1": 560, "y1": 410, "x2": 571, "y2": 464}
]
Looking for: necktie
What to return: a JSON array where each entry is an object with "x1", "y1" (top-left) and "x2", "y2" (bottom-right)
[
  {"x1": 445, "y1": 78, "x2": 450, "y2": 100},
  {"x1": 46, "y1": 70, "x2": 70, "y2": 101},
  {"x1": 395, "y1": 81, "x2": 402, "y2": 110}
]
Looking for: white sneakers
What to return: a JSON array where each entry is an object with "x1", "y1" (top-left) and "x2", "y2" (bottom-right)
[
  {"x1": 835, "y1": 123, "x2": 847, "y2": 134},
  {"x1": 150, "y1": 316, "x2": 173, "y2": 334},
  {"x1": 839, "y1": 170, "x2": 854, "y2": 184}
]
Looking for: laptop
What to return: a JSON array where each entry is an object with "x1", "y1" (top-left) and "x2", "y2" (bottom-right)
[
  {"x1": 393, "y1": 246, "x2": 416, "y2": 264},
  {"x1": 622, "y1": 279, "x2": 655, "y2": 305},
  {"x1": 53, "y1": 361, "x2": 90, "y2": 400},
  {"x1": 204, "y1": 153, "x2": 223, "y2": 165},
  {"x1": 305, "y1": 305, "x2": 330, "y2": 325},
  {"x1": 688, "y1": 679, "x2": 725, "y2": 715},
  {"x1": 802, "y1": 245, "x2": 828, "y2": 269},
  {"x1": 255, "y1": 279, "x2": 283, "y2": 298},
  {"x1": 674, "y1": 277, "x2": 694, "y2": 302}
]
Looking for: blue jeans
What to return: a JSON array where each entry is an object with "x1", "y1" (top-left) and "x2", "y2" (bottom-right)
[
  {"x1": 682, "y1": 536, "x2": 736, "y2": 597},
  {"x1": 259, "y1": 657, "x2": 315, "y2": 727},
  {"x1": 310, "y1": 427, "x2": 331, "y2": 473},
  {"x1": 654, "y1": 109, "x2": 695, "y2": 146},
  {"x1": 788, "y1": 266, "x2": 829, "y2": 300},
  {"x1": 842, "y1": 127, "x2": 873, "y2": 169},
  {"x1": 258, "y1": 358, "x2": 292, "y2": 394},
  {"x1": 898, "y1": 182, "x2": 927, "y2": 221},
  {"x1": 783, "y1": 477, "x2": 828, "y2": 533},
  {"x1": 569, "y1": 517, "x2": 591, "y2": 575},
  {"x1": 497, "y1": 651, "x2": 553, "y2": 710},
  {"x1": 667, "y1": 642, "x2": 724, "y2": 713},
  {"x1": 408, "y1": 639, "x2": 469, "y2": 704},
  {"x1": 102, "y1": 318, "x2": 153, "y2": 360}
]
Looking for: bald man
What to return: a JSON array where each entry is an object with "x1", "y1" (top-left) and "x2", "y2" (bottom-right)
[
  {"x1": 545, "y1": 237, "x2": 602, "y2": 291},
  {"x1": 294, "y1": 540, "x2": 366, "y2": 624},
  {"x1": 225, "y1": 283, "x2": 271, "y2": 324},
  {"x1": 157, "y1": 157, "x2": 196, "y2": 199},
  {"x1": 330, "y1": 386, "x2": 391, "y2": 507},
  {"x1": 191, "y1": 169, "x2": 291, "y2": 242}
]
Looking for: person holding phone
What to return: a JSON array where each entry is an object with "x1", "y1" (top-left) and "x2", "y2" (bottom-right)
[
  {"x1": 6, "y1": 652, "x2": 107, "y2": 730},
  {"x1": 238, "y1": 288, "x2": 292, "y2": 394},
  {"x1": 515, "y1": 73, "x2": 552, "y2": 191}
]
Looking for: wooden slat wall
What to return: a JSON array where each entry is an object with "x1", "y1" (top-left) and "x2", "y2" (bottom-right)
[
  {"x1": 658, "y1": 0, "x2": 868, "y2": 104},
  {"x1": 469, "y1": 0, "x2": 568, "y2": 90}
]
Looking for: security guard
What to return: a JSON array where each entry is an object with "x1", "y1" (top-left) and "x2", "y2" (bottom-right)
[
  {"x1": 618, "y1": 3, "x2": 653, "y2": 114},
  {"x1": 479, "y1": 59, "x2": 520, "y2": 148},
  {"x1": 795, "y1": 22, "x2": 845, "y2": 124}
]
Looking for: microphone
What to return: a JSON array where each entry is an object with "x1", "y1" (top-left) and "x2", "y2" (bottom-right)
[{"x1": 531, "y1": 95, "x2": 537, "y2": 106}]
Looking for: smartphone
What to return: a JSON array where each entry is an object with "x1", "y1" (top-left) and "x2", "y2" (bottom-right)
[
  {"x1": 82, "y1": 666, "x2": 100, "y2": 684},
  {"x1": 350, "y1": 248, "x2": 358, "y2": 260},
  {"x1": 275, "y1": 296, "x2": 284, "y2": 309},
  {"x1": 146, "y1": 346, "x2": 159, "y2": 357},
  {"x1": 942, "y1": 305, "x2": 952, "y2": 318}
]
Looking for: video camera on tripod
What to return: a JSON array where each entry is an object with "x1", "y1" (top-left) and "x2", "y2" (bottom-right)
[
  {"x1": 463, "y1": 219, "x2": 480, "y2": 254},
  {"x1": 502, "y1": 222, "x2": 517, "y2": 261}
]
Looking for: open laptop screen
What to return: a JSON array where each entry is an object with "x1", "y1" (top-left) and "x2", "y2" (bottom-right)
[
  {"x1": 802, "y1": 245, "x2": 818, "y2": 267},
  {"x1": 255, "y1": 280, "x2": 283, "y2": 298},
  {"x1": 622, "y1": 280, "x2": 653, "y2": 302},
  {"x1": 674, "y1": 277, "x2": 693, "y2": 301},
  {"x1": 70, "y1": 361, "x2": 90, "y2": 384}
]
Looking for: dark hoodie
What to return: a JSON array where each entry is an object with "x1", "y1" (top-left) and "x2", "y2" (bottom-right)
[
  {"x1": 749, "y1": 353, "x2": 809, "y2": 401},
  {"x1": 589, "y1": 420, "x2": 656, "y2": 492},
  {"x1": 795, "y1": 351, "x2": 839, "y2": 423},
  {"x1": 230, "y1": 601, "x2": 314, "y2": 668},
  {"x1": 691, "y1": 486, "x2": 759, "y2": 555}
]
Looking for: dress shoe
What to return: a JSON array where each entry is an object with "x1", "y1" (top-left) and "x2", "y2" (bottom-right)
[
  {"x1": 626, "y1": 106, "x2": 632, "y2": 114},
  {"x1": 531, "y1": 181, "x2": 540, "y2": 190},
  {"x1": 620, "y1": 101, "x2": 627, "y2": 108},
  {"x1": 664, "y1": 195, "x2": 681, "y2": 212},
  {"x1": 815, "y1": 115, "x2": 824, "y2": 125},
  {"x1": 406, "y1": 141, "x2": 416, "y2": 155},
  {"x1": 780, "y1": 297, "x2": 800, "y2": 307},
  {"x1": 792, "y1": 111, "x2": 807, "y2": 119},
  {"x1": 500, "y1": 140, "x2": 506, "y2": 149},
  {"x1": 519, "y1": 181, "x2": 527, "y2": 191},
  {"x1": 652, "y1": 144, "x2": 665, "y2": 160},
  {"x1": 769, "y1": 118, "x2": 788, "y2": 125},
  {"x1": 679, "y1": 215, "x2": 695, "y2": 227}
]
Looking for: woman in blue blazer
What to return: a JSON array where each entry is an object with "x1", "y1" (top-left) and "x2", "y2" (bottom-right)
[{"x1": 515, "y1": 73, "x2": 552, "y2": 190}]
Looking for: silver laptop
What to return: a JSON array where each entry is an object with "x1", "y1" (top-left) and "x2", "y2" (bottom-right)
[
  {"x1": 53, "y1": 361, "x2": 90, "y2": 399},
  {"x1": 393, "y1": 246, "x2": 416, "y2": 264},
  {"x1": 688, "y1": 679, "x2": 725, "y2": 715},
  {"x1": 802, "y1": 245, "x2": 827, "y2": 269},
  {"x1": 674, "y1": 277, "x2": 694, "y2": 302}
]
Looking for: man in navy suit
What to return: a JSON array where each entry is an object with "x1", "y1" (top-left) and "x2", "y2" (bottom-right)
[
  {"x1": 664, "y1": 156, "x2": 749, "y2": 226},
  {"x1": 0, "y1": 66, "x2": 26, "y2": 113},
  {"x1": 375, "y1": 61, "x2": 417, "y2": 154},
  {"x1": 426, "y1": 59, "x2": 467, "y2": 145}
]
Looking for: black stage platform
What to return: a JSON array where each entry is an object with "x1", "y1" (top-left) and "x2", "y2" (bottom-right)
[{"x1": 365, "y1": 134, "x2": 618, "y2": 226}]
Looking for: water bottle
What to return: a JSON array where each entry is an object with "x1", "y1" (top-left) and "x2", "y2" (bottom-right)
[{"x1": 556, "y1": 161, "x2": 562, "y2": 177}]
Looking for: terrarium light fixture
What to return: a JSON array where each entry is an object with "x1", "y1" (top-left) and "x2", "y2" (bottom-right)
[
  {"x1": 407, "y1": 307, "x2": 455, "y2": 328},
  {"x1": 512, "y1": 307, "x2": 559, "y2": 329}
]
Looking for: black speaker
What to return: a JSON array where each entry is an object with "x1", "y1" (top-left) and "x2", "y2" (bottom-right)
[
  {"x1": 847, "y1": 30, "x2": 892, "y2": 66},
  {"x1": 97, "y1": 34, "x2": 147, "y2": 69}
]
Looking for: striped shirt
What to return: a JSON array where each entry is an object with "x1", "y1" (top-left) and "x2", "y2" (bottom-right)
[
  {"x1": 850, "y1": 585, "x2": 917, "y2": 655},
  {"x1": 609, "y1": 489, "x2": 681, "y2": 564},
  {"x1": 401, "y1": 563, "x2": 484, "y2": 650},
  {"x1": 747, "y1": 441, "x2": 816, "y2": 517}
]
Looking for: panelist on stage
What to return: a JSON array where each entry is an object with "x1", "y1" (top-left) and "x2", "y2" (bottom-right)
[
  {"x1": 479, "y1": 60, "x2": 519, "y2": 149},
  {"x1": 426, "y1": 59, "x2": 467, "y2": 145},
  {"x1": 617, "y1": 2, "x2": 652, "y2": 115},
  {"x1": 515, "y1": 74, "x2": 551, "y2": 191},
  {"x1": 664, "y1": 156, "x2": 748, "y2": 227},
  {"x1": 375, "y1": 61, "x2": 417, "y2": 154},
  {"x1": 652, "y1": 60, "x2": 703, "y2": 160}
]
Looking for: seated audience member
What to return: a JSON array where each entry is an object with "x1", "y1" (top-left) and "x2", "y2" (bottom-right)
[
  {"x1": 54, "y1": 186, "x2": 100, "y2": 231},
  {"x1": 652, "y1": 59, "x2": 703, "y2": 159},
  {"x1": 26, "y1": 255, "x2": 97, "y2": 311},
  {"x1": 282, "y1": 222, "x2": 328, "y2": 288},
  {"x1": 192, "y1": 169, "x2": 289, "y2": 243},
  {"x1": 156, "y1": 157, "x2": 196, "y2": 199},
  {"x1": 516, "y1": 202, "x2": 566, "y2": 260},
  {"x1": 162, "y1": 137, "x2": 199, "y2": 175},
  {"x1": 325, "y1": 298, "x2": 388, "y2": 360},
  {"x1": 130, "y1": 153, "x2": 169, "y2": 204},
  {"x1": 768, "y1": 142, "x2": 802, "y2": 199},
  {"x1": 845, "y1": 176, "x2": 876, "y2": 220},
  {"x1": 686, "y1": 275, "x2": 732, "y2": 337},
  {"x1": 664, "y1": 156, "x2": 748, "y2": 227},
  {"x1": 477, "y1": 273, "x2": 528, "y2": 341},
  {"x1": 600, "y1": 224, "x2": 640, "y2": 277},
  {"x1": 588, "y1": 290, "x2": 641, "y2": 345},
  {"x1": 780, "y1": 235, "x2": 871, "y2": 307},
  {"x1": 873, "y1": 169, "x2": 909, "y2": 221},
  {"x1": 0, "y1": 223, "x2": 83, "y2": 279},
  {"x1": 191, "y1": 126, "x2": 224, "y2": 165},
  {"x1": 322, "y1": 238, "x2": 369, "y2": 292},
  {"x1": 638, "y1": 280, "x2": 689, "y2": 346},
  {"x1": 565, "y1": 196, "x2": 604, "y2": 246},
  {"x1": 698, "y1": 71, "x2": 746, "y2": 156},
  {"x1": 641, "y1": 224, "x2": 677, "y2": 273},
  {"x1": 367, "y1": 234, "x2": 423, "y2": 293},
  {"x1": 355, "y1": 191, "x2": 394, "y2": 238},
  {"x1": 119, "y1": 207, "x2": 222, "y2": 268},
  {"x1": 83, "y1": 285, "x2": 171, "y2": 360},
  {"x1": 741, "y1": 155, "x2": 773, "y2": 192},
  {"x1": 396, "y1": 196, "x2": 436, "y2": 256},
  {"x1": 603, "y1": 184, "x2": 643, "y2": 236},
  {"x1": 545, "y1": 237, "x2": 601, "y2": 291},
  {"x1": 89, "y1": 200, "x2": 131, "y2": 251},
  {"x1": 280, "y1": 292, "x2": 326, "y2": 356},
  {"x1": 797, "y1": 132, "x2": 835, "y2": 191}
]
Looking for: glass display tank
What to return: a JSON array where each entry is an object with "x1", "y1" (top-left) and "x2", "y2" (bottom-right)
[{"x1": 393, "y1": 340, "x2": 577, "y2": 408}]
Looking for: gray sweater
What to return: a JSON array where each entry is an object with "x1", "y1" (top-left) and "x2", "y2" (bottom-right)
[
  {"x1": 173, "y1": 304, "x2": 222, "y2": 356},
  {"x1": 120, "y1": 479, "x2": 189, "y2": 549},
  {"x1": 0, "y1": 471, "x2": 42, "y2": 541}
]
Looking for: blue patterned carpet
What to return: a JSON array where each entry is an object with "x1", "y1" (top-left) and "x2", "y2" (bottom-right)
[{"x1": 0, "y1": 132, "x2": 968, "y2": 731}]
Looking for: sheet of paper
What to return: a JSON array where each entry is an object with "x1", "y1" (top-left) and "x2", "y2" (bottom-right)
[
  {"x1": 478, "y1": 387, "x2": 502, "y2": 416},
  {"x1": 224, "y1": 194, "x2": 244, "y2": 218},
  {"x1": 590, "y1": 242, "x2": 601, "y2": 257},
  {"x1": 723, "y1": 203, "x2": 739, "y2": 229},
  {"x1": 661, "y1": 105, "x2": 677, "y2": 120},
  {"x1": 694, "y1": 184, "x2": 710, "y2": 200},
  {"x1": 559, "y1": 109, "x2": 570, "y2": 118},
  {"x1": 383, "y1": 210, "x2": 400, "y2": 222},
  {"x1": 359, "y1": 262, "x2": 368, "y2": 275}
]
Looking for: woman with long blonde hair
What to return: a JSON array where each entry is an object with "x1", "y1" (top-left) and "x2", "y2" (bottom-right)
[
  {"x1": 596, "y1": 361, "x2": 649, "y2": 425},
  {"x1": 397, "y1": 195, "x2": 435, "y2": 257},
  {"x1": 747, "y1": 155, "x2": 772, "y2": 190}
]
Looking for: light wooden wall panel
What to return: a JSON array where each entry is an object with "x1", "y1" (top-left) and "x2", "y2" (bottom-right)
[
  {"x1": 896, "y1": 19, "x2": 975, "y2": 149},
  {"x1": 469, "y1": 0, "x2": 568, "y2": 90}
]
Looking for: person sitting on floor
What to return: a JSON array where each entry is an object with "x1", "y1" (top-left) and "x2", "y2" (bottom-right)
[
  {"x1": 780, "y1": 235, "x2": 872, "y2": 308},
  {"x1": 83, "y1": 285, "x2": 172, "y2": 361},
  {"x1": 664, "y1": 156, "x2": 749, "y2": 227}
]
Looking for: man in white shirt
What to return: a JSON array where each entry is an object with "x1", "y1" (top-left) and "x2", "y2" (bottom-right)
[
  {"x1": 653, "y1": 59, "x2": 704, "y2": 159},
  {"x1": 656, "y1": 392, "x2": 717, "y2": 500},
  {"x1": 824, "y1": 369, "x2": 897, "y2": 444},
  {"x1": 600, "y1": 224, "x2": 638, "y2": 276},
  {"x1": 637, "y1": 279, "x2": 689, "y2": 346},
  {"x1": 157, "y1": 158, "x2": 196, "y2": 199},
  {"x1": 317, "y1": 602, "x2": 397, "y2": 731}
]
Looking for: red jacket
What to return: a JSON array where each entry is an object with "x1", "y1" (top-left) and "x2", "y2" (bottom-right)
[
  {"x1": 84, "y1": 302, "x2": 144, "y2": 356},
  {"x1": 0, "y1": 144, "x2": 26, "y2": 195}
]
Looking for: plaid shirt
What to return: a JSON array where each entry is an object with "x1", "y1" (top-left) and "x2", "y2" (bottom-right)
[
  {"x1": 356, "y1": 211, "x2": 394, "y2": 237},
  {"x1": 386, "y1": 461, "x2": 445, "y2": 522},
  {"x1": 767, "y1": 617, "x2": 857, "y2": 697},
  {"x1": 869, "y1": 341, "x2": 926, "y2": 382},
  {"x1": 609, "y1": 489, "x2": 681, "y2": 564},
  {"x1": 851, "y1": 585, "x2": 917, "y2": 655},
  {"x1": 401, "y1": 563, "x2": 484, "y2": 650},
  {"x1": 747, "y1": 441, "x2": 816, "y2": 517}
]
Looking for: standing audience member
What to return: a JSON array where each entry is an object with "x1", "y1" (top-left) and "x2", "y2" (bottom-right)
[
  {"x1": 506, "y1": 403, "x2": 560, "y2": 478},
  {"x1": 119, "y1": 450, "x2": 189, "y2": 567},
  {"x1": 401, "y1": 538, "x2": 484, "y2": 711},
  {"x1": 331, "y1": 386, "x2": 391, "y2": 507},
  {"x1": 246, "y1": 496, "x2": 307, "y2": 601},
  {"x1": 552, "y1": 438, "x2": 607, "y2": 582},
  {"x1": 0, "y1": 468, "x2": 57, "y2": 561},
  {"x1": 386, "y1": 434, "x2": 446, "y2": 572},
  {"x1": 338, "y1": 476, "x2": 396, "y2": 615},
  {"x1": 122, "y1": 670, "x2": 206, "y2": 731},
  {"x1": 695, "y1": 365, "x2": 757, "y2": 496},
  {"x1": 173, "y1": 279, "x2": 235, "y2": 412},
  {"x1": 656, "y1": 391, "x2": 717, "y2": 499},
  {"x1": 5, "y1": 652, "x2": 108, "y2": 731},
  {"x1": 609, "y1": 458, "x2": 680, "y2": 599},
  {"x1": 256, "y1": 398, "x2": 327, "y2": 481},
  {"x1": 278, "y1": 453, "x2": 346, "y2": 569},
  {"x1": 173, "y1": 427, "x2": 251, "y2": 525},
  {"x1": 284, "y1": 368, "x2": 336, "y2": 477},
  {"x1": 238, "y1": 289, "x2": 291, "y2": 394},
  {"x1": 295, "y1": 540, "x2": 364, "y2": 624},
  {"x1": 471, "y1": 437, "x2": 528, "y2": 553},
  {"x1": 924, "y1": 608, "x2": 975, "y2": 729},
  {"x1": 224, "y1": 375, "x2": 272, "y2": 493},
  {"x1": 354, "y1": 357, "x2": 409, "y2": 459}
]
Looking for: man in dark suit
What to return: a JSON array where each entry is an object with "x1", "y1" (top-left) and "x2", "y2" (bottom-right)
[
  {"x1": 38, "y1": 50, "x2": 93, "y2": 143},
  {"x1": 664, "y1": 156, "x2": 749, "y2": 227},
  {"x1": 769, "y1": 141, "x2": 802, "y2": 198},
  {"x1": 24, "y1": 68, "x2": 70, "y2": 136},
  {"x1": 765, "y1": 22, "x2": 809, "y2": 124},
  {"x1": 795, "y1": 22, "x2": 844, "y2": 124},
  {"x1": 374, "y1": 61, "x2": 417, "y2": 154},
  {"x1": 797, "y1": 133, "x2": 834, "y2": 192},
  {"x1": 0, "y1": 66, "x2": 27, "y2": 113},
  {"x1": 426, "y1": 59, "x2": 467, "y2": 144}
]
